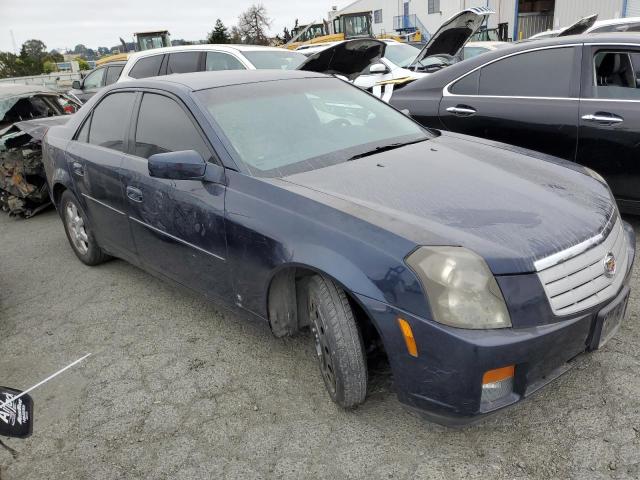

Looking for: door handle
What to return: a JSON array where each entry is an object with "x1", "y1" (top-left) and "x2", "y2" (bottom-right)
[
  {"x1": 126, "y1": 186, "x2": 143, "y2": 203},
  {"x1": 581, "y1": 113, "x2": 624, "y2": 125},
  {"x1": 446, "y1": 105, "x2": 477, "y2": 117},
  {"x1": 71, "y1": 161, "x2": 84, "y2": 176}
]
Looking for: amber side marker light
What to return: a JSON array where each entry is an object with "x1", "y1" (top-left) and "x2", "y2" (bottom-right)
[
  {"x1": 481, "y1": 365, "x2": 515, "y2": 403},
  {"x1": 397, "y1": 318, "x2": 418, "y2": 357}
]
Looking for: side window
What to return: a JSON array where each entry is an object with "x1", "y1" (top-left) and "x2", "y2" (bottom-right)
[
  {"x1": 129, "y1": 55, "x2": 163, "y2": 79},
  {"x1": 205, "y1": 52, "x2": 246, "y2": 71},
  {"x1": 592, "y1": 50, "x2": 640, "y2": 100},
  {"x1": 83, "y1": 68, "x2": 104, "y2": 89},
  {"x1": 450, "y1": 70, "x2": 480, "y2": 95},
  {"x1": 105, "y1": 65, "x2": 124, "y2": 85},
  {"x1": 88, "y1": 92, "x2": 135, "y2": 152},
  {"x1": 479, "y1": 47, "x2": 575, "y2": 97},
  {"x1": 167, "y1": 52, "x2": 201, "y2": 74},
  {"x1": 134, "y1": 93, "x2": 214, "y2": 163},
  {"x1": 76, "y1": 114, "x2": 91, "y2": 142}
]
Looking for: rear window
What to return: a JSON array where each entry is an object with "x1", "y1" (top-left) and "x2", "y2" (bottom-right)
[
  {"x1": 129, "y1": 55, "x2": 163, "y2": 79},
  {"x1": 167, "y1": 52, "x2": 201, "y2": 74},
  {"x1": 241, "y1": 50, "x2": 306, "y2": 70}
]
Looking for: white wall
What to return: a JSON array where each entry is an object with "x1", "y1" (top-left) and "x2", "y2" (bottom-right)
[{"x1": 553, "y1": 0, "x2": 624, "y2": 28}]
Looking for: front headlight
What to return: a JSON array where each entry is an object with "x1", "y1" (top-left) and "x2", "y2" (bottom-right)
[
  {"x1": 584, "y1": 166, "x2": 606, "y2": 185},
  {"x1": 406, "y1": 246, "x2": 511, "y2": 329}
]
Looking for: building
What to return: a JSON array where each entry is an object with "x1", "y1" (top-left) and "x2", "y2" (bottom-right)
[{"x1": 330, "y1": 0, "x2": 639, "y2": 41}]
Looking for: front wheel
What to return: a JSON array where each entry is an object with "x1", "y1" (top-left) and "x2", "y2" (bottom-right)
[
  {"x1": 60, "y1": 190, "x2": 110, "y2": 266},
  {"x1": 306, "y1": 275, "x2": 367, "y2": 408}
]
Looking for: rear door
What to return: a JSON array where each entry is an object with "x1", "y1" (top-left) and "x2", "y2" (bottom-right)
[
  {"x1": 439, "y1": 45, "x2": 582, "y2": 160},
  {"x1": 119, "y1": 91, "x2": 230, "y2": 299},
  {"x1": 577, "y1": 45, "x2": 640, "y2": 208},
  {"x1": 65, "y1": 91, "x2": 136, "y2": 258}
]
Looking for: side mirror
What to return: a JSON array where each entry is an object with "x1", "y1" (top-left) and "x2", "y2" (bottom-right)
[
  {"x1": 369, "y1": 63, "x2": 388, "y2": 74},
  {"x1": 148, "y1": 150, "x2": 225, "y2": 183},
  {"x1": 72, "y1": 80, "x2": 82, "y2": 90},
  {"x1": 148, "y1": 150, "x2": 206, "y2": 180}
]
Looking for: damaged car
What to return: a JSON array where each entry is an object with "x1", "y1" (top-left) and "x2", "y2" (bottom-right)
[
  {"x1": 298, "y1": 7, "x2": 493, "y2": 97},
  {"x1": 43, "y1": 70, "x2": 634, "y2": 424},
  {"x1": 0, "y1": 85, "x2": 78, "y2": 217}
]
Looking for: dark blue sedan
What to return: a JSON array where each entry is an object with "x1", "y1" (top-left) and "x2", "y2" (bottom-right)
[{"x1": 42, "y1": 70, "x2": 635, "y2": 424}]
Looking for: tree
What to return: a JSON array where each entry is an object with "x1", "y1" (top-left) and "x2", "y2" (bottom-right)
[
  {"x1": 0, "y1": 52, "x2": 27, "y2": 78},
  {"x1": 208, "y1": 19, "x2": 230, "y2": 44},
  {"x1": 229, "y1": 26, "x2": 243, "y2": 44},
  {"x1": 42, "y1": 61, "x2": 58, "y2": 74},
  {"x1": 18, "y1": 39, "x2": 47, "y2": 75},
  {"x1": 48, "y1": 50, "x2": 64, "y2": 62},
  {"x1": 282, "y1": 26, "x2": 292, "y2": 43},
  {"x1": 75, "y1": 57, "x2": 90, "y2": 71},
  {"x1": 237, "y1": 4, "x2": 271, "y2": 45},
  {"x1": 97, "y1": 47, "x2": 110, "y2": 57}
]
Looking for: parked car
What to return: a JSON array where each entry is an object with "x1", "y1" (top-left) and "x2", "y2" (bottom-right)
[
  {"x1": 43, "y1": 70, "x2": 634, "y2": 424},
  {"x1": 530, "y1": 15, "x2": 640, "y2": 39},
  {"x1": 297, "y1": 7, "x2": 494, "y2": 91},
  {"x1": 69, "y1": 61, "x2": 126, "y2": 102},
  {"x1": 389, "y1": 33, "x2": 640, "y2": 214},
  {"x1": 0, "y1": 85, "x2": 79, "y2": 216},
  {"x1": 117, "y1": 45, "x2": 306, "y2": 81}
]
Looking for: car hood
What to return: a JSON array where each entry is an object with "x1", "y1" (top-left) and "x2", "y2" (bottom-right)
[
  {"x1": 412, "y1": 7, "x2": 493, "y2": 65},
  {"x1": 278, "y1": 132, "x2": 615, "y2": 275},
  {"x1": 297, "y1": 39, "x2": 387, "y2": 81},
  {"x1": 559, "y1": 14, "x2": 598, "y2": 36}
]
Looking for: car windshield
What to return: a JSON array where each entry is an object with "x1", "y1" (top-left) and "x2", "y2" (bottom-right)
[
  {"x1": 196, "y1": 77, "x2": 430, "y2": 177},
  {"x1": 384, "y1": 43, "x2": 421, "y2": 68},
  {"x1": 241, "y1": 50, "x2": 306, "y2": 70}
]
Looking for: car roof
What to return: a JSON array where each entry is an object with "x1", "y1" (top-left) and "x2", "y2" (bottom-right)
[
  {"x1": 113, "y1": 69, "x2": 328, "y2": 92},
  {"x1": 127, "y1": 44, "x2": 296, "y2": 61},
  {"x1": 516, "y1": 32, "x2": 640, "y2": 47}
]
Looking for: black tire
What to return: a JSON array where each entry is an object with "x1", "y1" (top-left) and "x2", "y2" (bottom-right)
[
  {"x1": 60, "y1": 190, "x2": 110, "y2": 266},
  {"x1": 306, "y1": 275, "x2": 367, "y2": 408}
]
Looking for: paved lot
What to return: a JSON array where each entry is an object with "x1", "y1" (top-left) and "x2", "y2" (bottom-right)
[{"x1": 1, "y1": 209, "x2": 639, "y2": 480}]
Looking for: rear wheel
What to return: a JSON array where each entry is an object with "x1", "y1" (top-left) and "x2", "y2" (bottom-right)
[
  {"x1": 61, "y1": 190, "x2": 109, "y2": 266},
  {"x1": 306, "y1": 275, "x2": 367, "y2": 408}
]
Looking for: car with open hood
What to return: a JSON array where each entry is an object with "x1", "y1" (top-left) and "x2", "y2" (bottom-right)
[
  {"x1": 389, "y1": 33, "x2": 640, "y2": 214},
  {"x1": 42, "y1": 70, "x2": 634, "y2": 424},
  {"x1": 298, "y1": 7, "x2": 493, "y2": 92}
]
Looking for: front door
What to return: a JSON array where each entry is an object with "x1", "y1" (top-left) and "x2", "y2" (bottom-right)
[
  {"x1": 77, "y1": 67, "x2": 105, "y2": 102},
  {"x1": 66, "y1": 91, "x2": 136, "y2": 258},
  {"x1": 577, "y1": 46, "x2": 640, "y2": 209},
  {"x1": 439, "y1": 45, "x2": 581, "y2": 161},
  {"x1": 119, "y1": 91, "x2": 230, "y2": 300}
]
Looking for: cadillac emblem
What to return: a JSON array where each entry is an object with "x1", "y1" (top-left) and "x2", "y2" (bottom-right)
[{"x1": 603, "y1": 253, "x2": 617, "y2": 278}]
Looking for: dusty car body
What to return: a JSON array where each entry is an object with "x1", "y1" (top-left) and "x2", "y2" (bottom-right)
[
  {"x1": 0, "y1": 85, "x2": 78, "y2": 217},
  {"x1": 43, "y1": 70, "x2": 634, "y2": 424}
]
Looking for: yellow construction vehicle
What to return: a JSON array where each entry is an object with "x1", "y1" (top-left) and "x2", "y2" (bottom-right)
[
  {"x1": 96, "y1": 30, "x2": 171, "y2": 66},
  {"x1": 285, "y1": 12, "x2": 422, "y2": 50}
]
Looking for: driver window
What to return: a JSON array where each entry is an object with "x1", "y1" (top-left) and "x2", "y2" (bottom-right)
[
  {"x1": 83, "y1": 68, "x2": 104, "y2": 89},
  {"x1": 592, "y1": 50, "x2": 640, "y2": 100}
]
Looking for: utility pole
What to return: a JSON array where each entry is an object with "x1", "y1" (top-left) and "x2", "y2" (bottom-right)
[{"x1": 10, "y1": 30, "x2": 17, "y2": 54}]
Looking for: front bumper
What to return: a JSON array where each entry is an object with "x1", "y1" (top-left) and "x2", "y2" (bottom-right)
[{"x1": 356, "y1": 223, "x2": 635, "y2": 426}]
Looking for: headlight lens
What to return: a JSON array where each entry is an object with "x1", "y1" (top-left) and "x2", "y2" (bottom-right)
[{"x1": 406, "y1": 246, "x2": 511, "y2": 329}]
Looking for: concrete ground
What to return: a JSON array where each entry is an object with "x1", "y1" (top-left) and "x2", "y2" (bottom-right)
[{"x1": 1, "y1": 209, "x2": 639, "y2": 480}]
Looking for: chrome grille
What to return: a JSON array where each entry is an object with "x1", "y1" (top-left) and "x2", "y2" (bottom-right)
[{"x1": 537, "y1": 217, "x2": 629, "y2": 316}]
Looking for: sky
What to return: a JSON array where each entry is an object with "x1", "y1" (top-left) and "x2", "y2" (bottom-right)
[{"x1": 0, "y1": 0, "x2": 351, "y2": 53}]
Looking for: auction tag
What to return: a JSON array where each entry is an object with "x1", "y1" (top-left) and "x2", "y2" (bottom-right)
[{"x1": 0, "y1": 387, "x2": 33, "y2": 438}]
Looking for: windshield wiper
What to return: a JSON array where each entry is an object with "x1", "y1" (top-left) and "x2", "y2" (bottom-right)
[{"x1": 347, "y1": 138, "x2": 428, "y2": 161}]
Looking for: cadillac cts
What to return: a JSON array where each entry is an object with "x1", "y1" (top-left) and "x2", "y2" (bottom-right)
[{"x1": 42, "y1": 70, "x2": 635, "y2": 424}]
